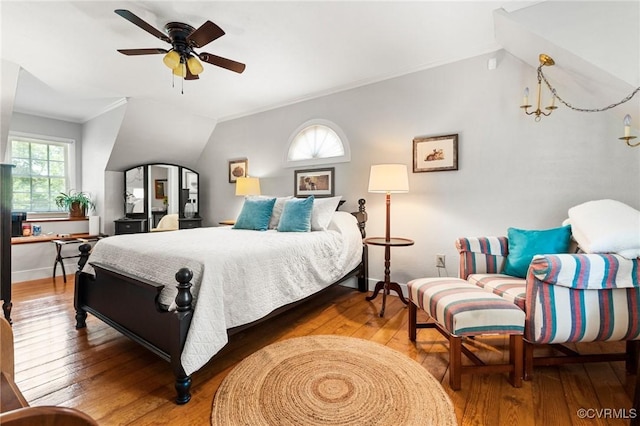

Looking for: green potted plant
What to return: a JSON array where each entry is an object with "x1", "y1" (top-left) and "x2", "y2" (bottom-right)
[{"x1": 55, "y1": 190, "x2": 95, "y2": 218}]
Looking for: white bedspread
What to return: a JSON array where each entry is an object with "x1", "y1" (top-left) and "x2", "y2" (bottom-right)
[{"x1": 83, "y1": 212, "x2": 363, "y2": 375}]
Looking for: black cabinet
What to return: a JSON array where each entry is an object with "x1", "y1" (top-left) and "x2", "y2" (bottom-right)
[
  {"x1": 1, "y1": 164, "x2": 14, "y2": 323},
  {"x1": 114, "y1": 218, "x2": 147, "y2": 235}
]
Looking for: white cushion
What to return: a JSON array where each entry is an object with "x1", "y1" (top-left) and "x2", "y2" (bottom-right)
[
  {"x1": 568, "y1": 199, "x2": 640, "y2": 259},
  {"x1": 268, "y1": 196, "x2": 293, "y2": 229},
  {"x1": 311, "y1": 196, "x2": 342, "y2": 231}
]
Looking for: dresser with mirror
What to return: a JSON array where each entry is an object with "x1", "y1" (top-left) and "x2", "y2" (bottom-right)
[{"x1": 116, "y1": 163, "x2": 201, "y2": 235}]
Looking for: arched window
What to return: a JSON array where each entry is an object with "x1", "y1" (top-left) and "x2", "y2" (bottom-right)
[{"x1": 284, "y1": 119, "x2": 350, "y2": 167}]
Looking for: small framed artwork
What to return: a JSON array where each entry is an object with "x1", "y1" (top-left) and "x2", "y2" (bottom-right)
[
  {"x1": 154, "y1": 179, "x2": 167, "y2": 199},
  {"x1": 413, "y1": 134, "x2": 458, "y2": 172},
  {"x1": 228, "y1": 158, "x2": 248, "y2": 183},
  {"x1": 294, "y1": 167, "x2": 335, "y2": 198}
]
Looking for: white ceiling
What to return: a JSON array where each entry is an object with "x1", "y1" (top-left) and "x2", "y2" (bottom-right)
[{"x1": 2, "y1": 1, "x2": 539, "y2": 124}]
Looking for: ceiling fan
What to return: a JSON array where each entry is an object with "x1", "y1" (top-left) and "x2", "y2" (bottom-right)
[{"x1": 114, "y1": 9, "x2": 245, "y2": 81}]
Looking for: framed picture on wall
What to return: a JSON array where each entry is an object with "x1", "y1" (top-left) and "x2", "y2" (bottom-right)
[
  {"x1": 294, "y1": 167, "x2": 335, "y2": 198},
  {"x1": 413, "y1": 134, "x2": 458, "y2": 172},
  {"x1": 154, "y1": 179, "x2": 167, "y2": 199},
  {"x1": 228, "y1": 158, "x2": 248, "y2": 183}
]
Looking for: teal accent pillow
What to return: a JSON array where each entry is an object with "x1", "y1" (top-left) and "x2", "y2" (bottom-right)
[
  {"x1": 502, "y1": 225, "x2": 572, "y2": 278},
  {"x1": 277, "y1": 196, "x2": 315, "y2": 232},
  {"x1": 233, "y1": 197, "x2": 276, "y2": 231}
]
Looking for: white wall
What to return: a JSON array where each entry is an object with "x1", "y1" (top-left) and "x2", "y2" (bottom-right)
[
  {"x1": 197, "y1": 50, "x2": 640, "y2": 289},
  {"x1": 81, "y1": 104, "x2": 126, "y2": 236},
  {"x1": 1, "y1": 60, "x2": 20, "y2": 162}
]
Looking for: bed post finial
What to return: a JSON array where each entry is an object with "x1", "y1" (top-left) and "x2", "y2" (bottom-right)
[
  {"x1": 77, "y1": 243, "x2": 92, "y2": 271},
  {"x1": 174, "y1": 268, "x2": 194, "y2": 312},
  {"x1": 357, "y1": 198, "x2": 367, "y2": 238}
]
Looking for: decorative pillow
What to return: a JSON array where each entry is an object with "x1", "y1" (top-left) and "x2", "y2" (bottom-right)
[
  {"x1": 502, "y1": 225, "x2": 572, "y2": 278},
  {"x1": 568, "y1": 199, "x2": 640, "y2": 259},
  {"x1": 269, "y1": 196, "x2": 294, "y2": 229},
  {"x1": 311, "y1": 196, "x2": 342, "y2": 231},
  {"x1": 277, "y1": 196, "x2": 314, "y2": 232},
  {"x1": 233, "y1": 197, "x2": 276, "y2": 231}
]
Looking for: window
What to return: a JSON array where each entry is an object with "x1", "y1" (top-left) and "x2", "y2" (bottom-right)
[
  {"x1": 10, "y1": 133, "x2": 73, "y2": 212},
  {"x1": 285, "y1": 119, "x2": 350, "y2": 167}
]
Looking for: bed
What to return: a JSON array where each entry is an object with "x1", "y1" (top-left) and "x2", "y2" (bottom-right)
[{"x1": 73, "y1": 199, "x2": 368, "y2": 404}]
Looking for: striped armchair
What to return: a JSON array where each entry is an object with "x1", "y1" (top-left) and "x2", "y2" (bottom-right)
[{"x1": 456, "y1": 237, "x2": 640, "y2": 379}]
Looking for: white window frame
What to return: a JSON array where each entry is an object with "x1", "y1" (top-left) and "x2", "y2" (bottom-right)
[
  {"x1": 283, "y1": 119, "x2": 351, "y2": 168},
  {"x1": 9, "y1": 131, "x2": 76, "y2": 215}
]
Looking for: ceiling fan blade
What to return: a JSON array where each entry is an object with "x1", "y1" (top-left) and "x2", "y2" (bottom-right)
[
  {"x1": 187, "y1": 21, "x2": 225, "y2": 48},
  {"x1": 117, "y1": 48, "x2": 168, "y2": 56},
  {"x1": 198, "y1": 52, "x2": 246, "y2": 74},
  {"x1": 115, "y1": 9, "x2": 171, "y2": 44}
]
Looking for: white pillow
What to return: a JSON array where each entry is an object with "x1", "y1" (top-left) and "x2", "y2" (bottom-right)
[
  {"x1": 568, "y1": 199, "x2": 640, "y2": 259},
  {"x1": 311, "y1": 196, "x2": 342, "y2": 231},
  {"x1": 269, "y1": 196, "x2": 293, "y2": 229}
]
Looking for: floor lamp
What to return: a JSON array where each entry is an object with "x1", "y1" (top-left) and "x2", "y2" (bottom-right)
[
  {"x1": 367, "y1": 164, "x2": 409, "y2": 241},
  {"x1": 366, "y1": 164, "x2": 411, "y2": 317}
]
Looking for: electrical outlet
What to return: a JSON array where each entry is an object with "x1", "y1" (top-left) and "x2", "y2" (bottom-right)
[{"x1": 435, "y1": 254, "x2": 446, "y2": 268}]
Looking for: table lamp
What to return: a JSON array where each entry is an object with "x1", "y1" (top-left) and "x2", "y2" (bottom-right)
[
  {"x1": 235, "y1": 177, "x2": 261, "y2": 196},
  {"x1": 368, "y1": 164, "x2": 409, "y2": 241}
]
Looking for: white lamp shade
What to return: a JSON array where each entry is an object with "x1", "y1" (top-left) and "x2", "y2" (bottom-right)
[
  {"x1": 368, "y1": 164, "x2": 409, "y2": 193},
  {"x1": 235, "y1": 177, "x2": 261, "y2": 196}
]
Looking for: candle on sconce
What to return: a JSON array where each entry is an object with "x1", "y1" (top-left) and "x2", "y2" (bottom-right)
[
  {"x1": 624, "y1": 114, "x2": 631, "y2": 137},
  {"x1": 522, "y1": 87, "x2": 530, "y2": 106}
]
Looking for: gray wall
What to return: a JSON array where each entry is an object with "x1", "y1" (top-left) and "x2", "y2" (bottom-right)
[
  {"x1": 9, "y1": 112, "x2": 83, "y2": 190},
  {"x1": 197, "y1": 51, "x2": 640, "y2": 287}
]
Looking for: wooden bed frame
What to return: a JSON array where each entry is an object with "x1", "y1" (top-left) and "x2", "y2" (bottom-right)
[{"x1": 73, "y1": 199, "x2": 368, "y2": 404}]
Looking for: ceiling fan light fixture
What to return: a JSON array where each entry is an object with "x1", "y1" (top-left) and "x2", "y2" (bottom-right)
[
  {"x1": 172, "y1": 63, "x2": 187, "y2": 78},
  {"x1": 187, "y1": 56, "x2": 204, "y2": 75},
  {"x1": 163, "y1": 50, "x2": 181, "y2": 69}
]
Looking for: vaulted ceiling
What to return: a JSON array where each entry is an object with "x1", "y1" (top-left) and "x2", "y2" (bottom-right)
[
  {"x1": 2, "y1": 1, "x2": 638, "y2": 169},
  {"x1": 2, "y1": 1, "x2": 532, "y2": 124}
]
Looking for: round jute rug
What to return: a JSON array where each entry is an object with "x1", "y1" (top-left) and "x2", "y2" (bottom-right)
[{"x1": 211, "y1": 335, "x2": 457, "y2": 425}]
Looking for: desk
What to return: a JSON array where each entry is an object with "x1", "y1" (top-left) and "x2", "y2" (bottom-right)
[
  {"x1": 364, "y1": 237, "x2": 414, "y2": 317},
  {"x1": 52, "y1": 235, "x2": 104, "y2": 282}
]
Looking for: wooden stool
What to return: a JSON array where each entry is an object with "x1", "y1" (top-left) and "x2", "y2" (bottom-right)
[{"x1": 408, "y1": 277, "x2": 525, "y2": 390}]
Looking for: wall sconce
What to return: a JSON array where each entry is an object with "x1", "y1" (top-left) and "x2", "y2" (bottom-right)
[
  {"x1": 619, "y1": 114, "x2": 639, "y2": 147},
  {"x1": 521, "y1": 53, "x2": 640, "y2": 147}
]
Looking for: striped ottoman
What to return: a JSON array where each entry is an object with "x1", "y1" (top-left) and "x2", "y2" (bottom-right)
[{"x1": 408, "y1": 277, "x2": 525, "y2": 390}]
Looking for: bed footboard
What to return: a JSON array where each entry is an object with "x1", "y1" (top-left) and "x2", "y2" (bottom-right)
[{"x1": 74, "y1": 245, "x2": 194, "y2": 404}]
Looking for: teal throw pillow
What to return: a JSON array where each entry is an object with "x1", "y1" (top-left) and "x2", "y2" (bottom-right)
[
  {"x1": 277, "y1": 196, "x2": 315, "y2": 232},
  {"x1": 502, "y1": 225, "x2": 571, "y2": 278},
  {"x1": 233, "y1": 197, "x2": 276, "y2": 231}
]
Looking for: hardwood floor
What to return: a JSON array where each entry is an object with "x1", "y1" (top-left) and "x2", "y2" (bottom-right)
[{"x1": 7, "y1": 275, "x2": 637, "y2": 425}]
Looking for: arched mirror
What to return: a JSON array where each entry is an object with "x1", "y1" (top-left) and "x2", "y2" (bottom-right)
[
  {"x1": 120, "y1": 163, "x2": 201, "y2": 234},
  {"x1": 124, "y1": 166, "x2": 146, "y2": 218}
]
